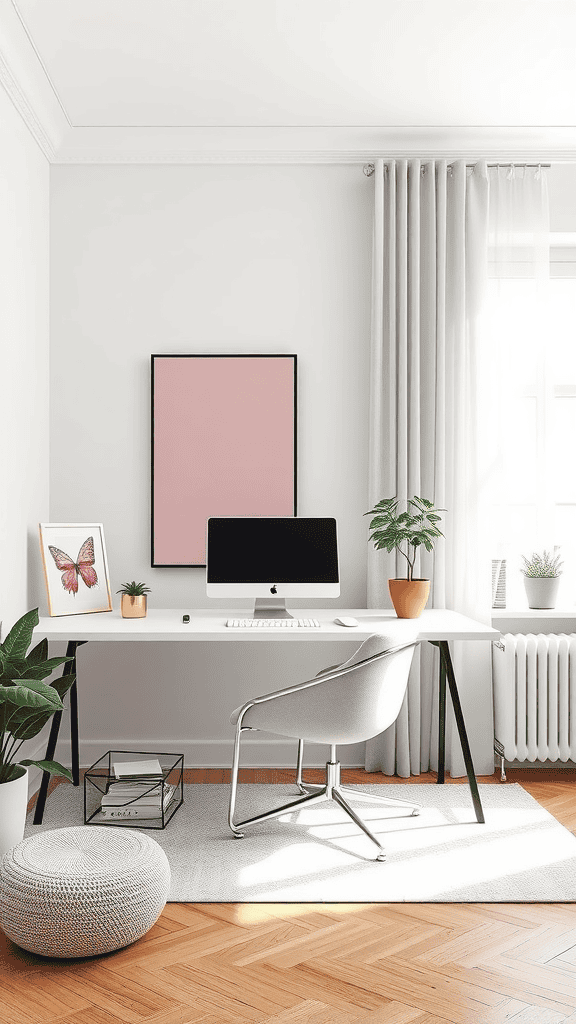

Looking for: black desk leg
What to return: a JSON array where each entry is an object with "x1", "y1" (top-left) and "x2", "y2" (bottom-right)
[
  {"x1": 431, "y1": 640, "x2": 485, "y2": 825},
  {"x1": 33, "y1": 639, "x2": 84, "y2": 825},
  {"x1": 437, "y1": 645, "x2": 447, "y2": 785},
  {"x1": 69, "y1": 676, "x2": 80, "y2": 786}
]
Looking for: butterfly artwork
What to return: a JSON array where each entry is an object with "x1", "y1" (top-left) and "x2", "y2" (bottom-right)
[
  {"x1": 40, "y1": 524, "x2": 112, "y2": 616},
  {"x1": 48, "y1": 537, "x2": 98, "y2": 595}
]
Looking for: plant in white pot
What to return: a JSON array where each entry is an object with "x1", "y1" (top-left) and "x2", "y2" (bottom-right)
[
  {"x1": 521, "y1": 548, "x2": 563, "y2": 609},
  {"x1": 0, "y1": 608, "x2": 74, "y2": 855},
  {"x1": 365, "y1": 496, "x2": 445, "y2": 618}
]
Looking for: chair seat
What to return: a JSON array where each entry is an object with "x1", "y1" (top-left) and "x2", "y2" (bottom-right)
[{"x1": 230, "y1": 630, "x2": 414, "y2": 730}]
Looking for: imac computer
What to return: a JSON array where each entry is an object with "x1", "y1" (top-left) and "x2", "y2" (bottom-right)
[{"x1": 206, "y1": 517, "x2": 339, "y2": 618}]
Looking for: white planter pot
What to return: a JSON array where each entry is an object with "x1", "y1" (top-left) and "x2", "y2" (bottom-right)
[
  {"x1": 523, "y1": 575, "x2": 561, "y2": 610},
  {"x1": 0, "y1": 766, "x2": 28, "y2": 857}
]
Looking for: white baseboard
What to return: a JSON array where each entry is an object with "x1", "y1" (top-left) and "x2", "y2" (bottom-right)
[{"x1": 47, "y1": 737, "x2": 367, "y2": 771}]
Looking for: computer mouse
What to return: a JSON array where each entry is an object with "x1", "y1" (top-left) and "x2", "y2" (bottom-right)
[{"x1": 334, "y1": 616, "x2": 359, "y2": 627}]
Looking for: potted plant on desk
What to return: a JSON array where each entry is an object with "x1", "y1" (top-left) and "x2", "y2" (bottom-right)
[
  {"x1": 117, "y1": 581, "x2": 151, "y2": 618},
  {"x1": 0, "y1": 607, "x2": 74, "y2": 854},
  {"x1": 365, "y1": 496, "x2": 445, "y2": 618}
]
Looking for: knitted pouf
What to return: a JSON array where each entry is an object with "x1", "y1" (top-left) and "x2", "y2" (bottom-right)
[{"x1": 0, "y1": 826, "x2": 171, "y2": 958}]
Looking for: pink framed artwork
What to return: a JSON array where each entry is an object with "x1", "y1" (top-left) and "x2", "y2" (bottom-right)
[{"x1": 151, "y1": 354, "x2": 297, "y2": 566}]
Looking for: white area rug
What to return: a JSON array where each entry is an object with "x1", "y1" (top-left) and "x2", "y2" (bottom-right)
[{"x1": 25, "y1": 784, "x2": 576, "y2": 903}]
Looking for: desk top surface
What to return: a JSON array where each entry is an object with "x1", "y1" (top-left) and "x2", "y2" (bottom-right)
[{"x1": 35, "y1": 608, "x2": 499, "y2": 642}]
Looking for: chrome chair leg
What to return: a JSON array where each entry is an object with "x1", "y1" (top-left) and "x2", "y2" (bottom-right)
[
  {"x1": 338, "y1": 784, "x2": 420, "y2": 816},
  {"x1": 296, "y1": 739, "x2": 306, "y2": 792},
  {"x1": 296, "y1": 739, "x2": 323, "y2": 795},
  {"x1": 230, "y1": 725, "x2": 329, "y2": 836},
  {"x1": 228, "y1": 725, "x2": 252, "y2": 837},
  {"x1": 230, "y1": 740, "x2": 406, "y2": 862},
  {"x1": 232, "y1": 788, "x2": 328, "y2": 834},
  {"x1": 332, "y1": 787, "x2": 386, "y2": 861}
]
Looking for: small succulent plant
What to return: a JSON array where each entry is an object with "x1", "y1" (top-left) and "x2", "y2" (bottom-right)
[
  {"x1": 116, "y1": 581, "x2": 151, "y2": 596},
  {"x1": 520, "y1": 549, "x2": 563, "y2": 578}
]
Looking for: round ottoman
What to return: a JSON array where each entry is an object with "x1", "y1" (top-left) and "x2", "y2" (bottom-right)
[{"x1": 0, "y1": 827, "x2": 170, "y2": 958}]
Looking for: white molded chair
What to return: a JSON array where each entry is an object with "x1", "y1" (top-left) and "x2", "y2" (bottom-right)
[{"x1": 228, "y1": 632, "x2": 420, "y2": 861}]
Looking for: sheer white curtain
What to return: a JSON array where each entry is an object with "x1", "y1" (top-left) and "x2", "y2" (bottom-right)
[
  {"x1": 488, "y1": 164, "x2": 549, "y2": 277},
  {"x1": 482, "y1": 166, "x2": 550, "y2": 595},
  {"x1": 366, "y1": 159, "x2": 494, "y2": 778}
]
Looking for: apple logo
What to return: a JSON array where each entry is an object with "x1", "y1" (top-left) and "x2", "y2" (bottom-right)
[{"x1": 270, "y1": 584, "x2": 277, "y2": 594}]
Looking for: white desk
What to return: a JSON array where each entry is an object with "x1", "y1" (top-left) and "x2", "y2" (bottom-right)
[
  {"x1": 33, "y1": 608, "x2": 499, "y2": 825},
  {"x1": 35, "y1": 607, "x2": 497, "y2": 642}
]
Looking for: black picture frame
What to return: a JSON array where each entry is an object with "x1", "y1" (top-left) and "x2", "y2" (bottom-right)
[{"x1": 151, "y1": 354, "x2": 297, "y2": 567}]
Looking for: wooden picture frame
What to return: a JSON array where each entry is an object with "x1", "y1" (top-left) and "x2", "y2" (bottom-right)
[
  {"x1": 151, "y1": 354, "x2": 297, "y2": 567},
  {"x1": 39, "y1": 523, "x2": 113, "y2": 616}
]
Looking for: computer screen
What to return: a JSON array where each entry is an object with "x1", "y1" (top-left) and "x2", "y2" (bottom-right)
[{"x1": 206, "y1": 517, "x2": 340, "y2": 612}]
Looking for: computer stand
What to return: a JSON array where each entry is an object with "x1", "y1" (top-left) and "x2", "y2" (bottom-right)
[{"x1": 253, "y1": 598, "x2": 293, "y2": 619}]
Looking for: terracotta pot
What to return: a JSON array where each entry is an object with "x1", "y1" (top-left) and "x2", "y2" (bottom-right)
[
  {"x1": 0, "y1": 766, "x2": 28, "y2": 856},
  {"x1": 388, "y1": 579, "x2": 431, "y2": 619},
  {"x1": 121, "y1": 594, "x2": 147, "y2": 618}
]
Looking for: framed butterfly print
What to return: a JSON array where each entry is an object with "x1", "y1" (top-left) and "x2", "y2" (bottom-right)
[{"x1": 39, "y1": 523, "x2": 113, "y2": 616}]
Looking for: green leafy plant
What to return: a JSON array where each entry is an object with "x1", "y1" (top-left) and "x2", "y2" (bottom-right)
[
  {"x1": 0, "y1": 608, "x2": 74, "y2": 785},
  {"x1": 116, "y1": 581, "x2": 151, "y2": 596},
  {"x1": 365, "y1": 496, "x2": 445, "y2": 581},
  {"x1": 521, "y1": 548, "x2": 563, "y2": 578}
]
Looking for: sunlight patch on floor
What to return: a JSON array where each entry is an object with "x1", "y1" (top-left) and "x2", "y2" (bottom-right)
[
  {"x1": 239, "y1": 841, "x2": 353, "y2": 886},
  {"x1": 232, "y1": 902, "x2": 374, "y2": 925},
  {"x1": 235, "y1": 802, "x2": 573, "y2": 899}
]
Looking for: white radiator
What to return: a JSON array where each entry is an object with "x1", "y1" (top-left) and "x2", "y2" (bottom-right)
[{"x1": 493, "y1": 633, "x2": 576, "y2": 764}]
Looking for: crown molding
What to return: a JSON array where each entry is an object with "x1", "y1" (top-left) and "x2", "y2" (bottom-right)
[
  {"x1": 0, "y1": 12, "x2": 575, "y2": 169},
  {"x1": 0, "y1": 43, "x2": 55, "y2": 158},
  {"x1": 53, "y1": 125, "x2": 576, "y2": 165},
  {"x1": 0, "y1": 0, "x2": 68, "y2": 159}
]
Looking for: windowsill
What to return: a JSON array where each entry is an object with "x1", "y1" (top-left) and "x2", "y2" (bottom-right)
[{"x1": 492, "y1": 609, "x2": 576, "y2": 626}]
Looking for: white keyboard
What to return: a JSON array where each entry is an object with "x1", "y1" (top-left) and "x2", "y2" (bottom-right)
[{"x1": 226, "y1": 618, "x2": 321, "y2": 628}]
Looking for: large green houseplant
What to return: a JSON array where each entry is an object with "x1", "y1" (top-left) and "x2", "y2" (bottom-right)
[
  {"x1": 0, "y1": 607, "x2": 74, "y2": 854},
  {"x1": 365, "y1": 496, "x2": 445, "y2": 617}
]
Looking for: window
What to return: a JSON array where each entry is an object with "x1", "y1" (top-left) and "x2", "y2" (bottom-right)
[{"x1": 486, "y1": 235, "x2": 576, "y2": 608}]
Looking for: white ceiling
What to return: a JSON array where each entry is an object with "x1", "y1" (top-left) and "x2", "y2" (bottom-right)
[{"x1": 2, "y1": 0, "x2": 576, "y2": 161}]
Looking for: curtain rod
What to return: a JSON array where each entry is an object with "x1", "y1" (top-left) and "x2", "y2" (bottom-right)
[{"x1": 363, "y1": 162, "x2": 552, "y2": 176}]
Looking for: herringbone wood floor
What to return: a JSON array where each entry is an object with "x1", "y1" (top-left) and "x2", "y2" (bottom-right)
[{"x1": 3, "y1": 765, "x2": 575, "y2": 1024}]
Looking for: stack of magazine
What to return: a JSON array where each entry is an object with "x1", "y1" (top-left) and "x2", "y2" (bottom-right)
[{"x1": 99, "y1": 758, "x2": 176, "y2": 821}]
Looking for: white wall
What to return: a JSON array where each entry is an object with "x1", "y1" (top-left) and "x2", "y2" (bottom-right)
[
  {"x1": 0, "y1": 82, "x2": 50, "y2": 787},
  {"x1": 0, "y1": 85, "x2": 50, "y2": 628},
  {"x1": 50, "y1": 163, "x2": 373, "y2": 766}
]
